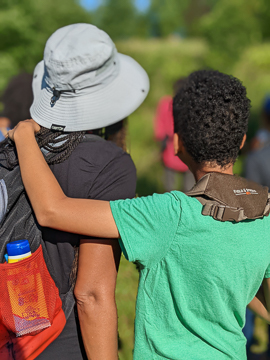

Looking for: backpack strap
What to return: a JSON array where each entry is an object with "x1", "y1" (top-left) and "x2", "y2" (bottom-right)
[
  {"x1": 201, "y1": 201, "x2": 247, "y2": 222},
  {"x1": 264, "y1": 193, "x2": 270, "y2": 216},
  {"x1": 186, "y1": 173, "x2": 270, "y2": 222}
]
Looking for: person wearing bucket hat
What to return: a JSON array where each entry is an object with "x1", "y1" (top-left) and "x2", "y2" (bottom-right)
[
  {"x1": 1, "y1": 23, "x2": 149, "y2": 360},
  {"x1": 31, "y1": 23, "x2": 148, "y2": 131}
]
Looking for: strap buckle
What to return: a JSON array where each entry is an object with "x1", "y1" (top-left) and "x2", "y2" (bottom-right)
[
  {"x1": 212, "y1": 205, "x2": 241, "y2": 222},
  {"x1": 202, "y1": 202, "x2": 247, "y2": 222}
]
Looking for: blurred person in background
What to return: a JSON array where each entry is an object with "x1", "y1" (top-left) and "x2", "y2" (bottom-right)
[
  {"x1": 0, "y1": 72, "x2": 33, "y2": 141},
  {"x1": 249, "y1": 95, "x2": 270, "y2": 152},
  {"x1": 154, "y1": 78, "x2": 195, "y2": 192},
  {"x1": 0, "y1": 116, "x2": 10, "y2": 141},
  {"x1": 244, "y1": 96, "x2": 270, "y2": 360},
  {"x1": 246, "y1": 95, "x2": 270, "y2": 188},
  {"x1": 0, "y1": 23, "x2": 149, "y2": 360}
]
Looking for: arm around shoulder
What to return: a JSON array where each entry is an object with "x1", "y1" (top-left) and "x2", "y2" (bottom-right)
[{"x1": 12, "y1": 121, "x2": 119, "y2": 238}]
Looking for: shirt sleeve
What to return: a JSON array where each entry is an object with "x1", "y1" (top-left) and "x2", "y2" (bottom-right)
[
  {"x1": 110, "y1": 192, "x2": 182, "y2": 268},
  {"x1": 81, "y1": 149, "x2": 136, "y2": 242},
  {"x1": 89, "y1": 150, "x2": 137, "y2": 201},
  {"x1": 265, "y1": 263, "x2": 270, "y2": 278}
]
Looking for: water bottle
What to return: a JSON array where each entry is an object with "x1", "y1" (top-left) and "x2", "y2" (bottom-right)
[{"x1": 6, "y1": 240, "x2": 32, "y2": 263}]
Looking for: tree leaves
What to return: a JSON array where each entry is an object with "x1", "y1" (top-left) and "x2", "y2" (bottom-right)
[{"x1": 0, "y1": 0, "x2": 91, "y2": 89}]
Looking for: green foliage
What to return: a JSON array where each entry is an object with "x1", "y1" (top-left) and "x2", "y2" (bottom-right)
[
  {"x1": 117, "y1": 38, "x2": 208, "y2": 106},
  {"x1": 184, "y1": 0, "x2": 218, "y2": 36},
  {"x1": 91, "y1": 0, "x2": 138, "y2": 40},
  {"x1": 0, "y1": 0, "x2": 90, "y2": 90},
  {"x1": 197, "y1": 0, "x2": 262, "y2": 69},
  {"x1": 148, "y1": 0, "x2": 189, "y2": 37},
  {"x1": 259, "y1": 0, "x2": 270, "y2": 40},
  {"x1": 233, "y1": 43, "x2": 270, "y2": 116},
  {"x1": 89, "y1": 0, "x2": 151, "y2": 40},
  {"x1": 193, "y1": 0, "x2": 270, "y2": 70}
]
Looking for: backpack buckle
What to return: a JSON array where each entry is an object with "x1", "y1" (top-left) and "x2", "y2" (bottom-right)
[{"x1": 212, "y1": 205, "x2": 241, "y2": 222}]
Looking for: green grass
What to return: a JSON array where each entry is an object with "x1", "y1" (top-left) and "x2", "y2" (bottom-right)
[{"x1": 116, "y1": 257, "x2": 139, "y2": 360}]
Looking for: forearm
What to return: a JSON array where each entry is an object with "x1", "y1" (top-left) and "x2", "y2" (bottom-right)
[
  {"x1": 76, "y1": 296, "x2": 118, "y2": 360},
  {"x1": 14, "y1": 126, "x2": 66, "y2": 222},
  {"x1": 13, "y1": 124, "x2": 119, "y2": 238},
  {"x1": 248, "y1": 298, "x2": 270, "y2": 324},
  {"x1": 74, "y1": 239, "x2": 121, "y2": 360},
  {"x1": 248, "y1": 286, "x2": 270, "y2": 324}
]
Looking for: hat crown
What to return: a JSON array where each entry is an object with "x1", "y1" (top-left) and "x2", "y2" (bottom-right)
[{"x1": 43, "y1": 23, "x2": 118, "y2": 91}]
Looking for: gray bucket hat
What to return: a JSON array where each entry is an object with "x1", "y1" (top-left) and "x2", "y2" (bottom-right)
[{"x1": 31, "y1": 23, "x2": 149, "y2": 132}]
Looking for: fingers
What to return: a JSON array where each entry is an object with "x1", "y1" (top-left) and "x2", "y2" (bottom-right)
[
  {"x1": 7, "y1": 128, "x2": 15, "y2": 141},
  {"x1": 24, "y1": 119, "x2": 41, "y2": 133},
  {"x1": 7, "y1": 119, "x2": 41, "y2": 142}
]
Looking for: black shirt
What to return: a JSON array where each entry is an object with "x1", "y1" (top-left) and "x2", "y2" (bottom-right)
[{"x1": 36, "y1": 136, "x2": 136, "y2": 360}]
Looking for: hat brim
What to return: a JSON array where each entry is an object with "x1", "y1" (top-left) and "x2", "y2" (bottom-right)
[{"x1": 30, "y1": 54, "x2": 149, "y2": 131}]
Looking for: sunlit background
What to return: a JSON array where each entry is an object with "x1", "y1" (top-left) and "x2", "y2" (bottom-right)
[{"x1": 1, "y1": 0, "x2": 270, "y2": 358}]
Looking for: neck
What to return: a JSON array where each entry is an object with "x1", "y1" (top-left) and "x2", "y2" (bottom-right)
[{"x1": 191, "y1": 163, "x2": 234, "y2": 183}]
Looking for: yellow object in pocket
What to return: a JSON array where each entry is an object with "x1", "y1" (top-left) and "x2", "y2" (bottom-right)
[{"x1": 8, "y1": 252, "x2": 32, "y2": 263}]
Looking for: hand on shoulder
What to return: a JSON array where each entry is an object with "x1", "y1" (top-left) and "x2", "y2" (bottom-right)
[{"x1": 8, "y1": 119, "x2": 40, "y2": 142}]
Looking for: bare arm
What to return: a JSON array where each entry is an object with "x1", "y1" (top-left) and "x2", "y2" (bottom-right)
[
  {"x1": 11, "y1": 121, "x2": 119, "y2": 238},
  {"x1": 74, "y1": 239, "x2": 121, "y2": 360},
  {"x1": 248, "y1": 278, "x2": 270, "y2": 324}
]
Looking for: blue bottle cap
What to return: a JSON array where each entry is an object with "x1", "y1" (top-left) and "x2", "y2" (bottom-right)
[{"x1": 6, "y1": 240, "x2": 31, "y2": 256}]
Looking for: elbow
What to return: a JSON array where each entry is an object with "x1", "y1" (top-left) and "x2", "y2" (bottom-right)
[
  {"x1": 36, "y1": 195, "x2": 67, "y2": 228},
  {"x1": 74, "y1": 284, "x2": 115, "y2": 314},
  {"x1": 36, "y1": 205, "x2": 58, "y2": 228},
  {"x1": 74, "y1": 289, "x2": 96, "y2": 312}
]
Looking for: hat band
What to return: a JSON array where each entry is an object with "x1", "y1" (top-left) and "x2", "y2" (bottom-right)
[{"x1": 50, "y1": 88, "x2": 75, "y2": 104}]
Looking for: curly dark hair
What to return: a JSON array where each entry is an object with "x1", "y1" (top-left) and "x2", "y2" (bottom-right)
[{"x1": 173, "y1": 70, "x2": 250, "y2": 167}]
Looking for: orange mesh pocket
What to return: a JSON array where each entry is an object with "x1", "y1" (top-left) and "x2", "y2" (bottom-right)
[{"x1": 0, "y1": 245, "x2": 62, "y2": 337}]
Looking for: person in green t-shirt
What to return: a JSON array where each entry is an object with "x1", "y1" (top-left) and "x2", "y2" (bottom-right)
[{"x1": 9, "y1": 70, "x2": 270, "y2": 360}]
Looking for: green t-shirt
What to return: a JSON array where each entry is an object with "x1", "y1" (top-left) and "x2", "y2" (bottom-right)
[{"x1": 110, "y1": 191, "x2": 270, "y2": 360}]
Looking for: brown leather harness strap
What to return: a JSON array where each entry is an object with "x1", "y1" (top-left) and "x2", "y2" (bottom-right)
[{"x1": 186, "y1": 173, "x2": 270, "y2": 222}]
